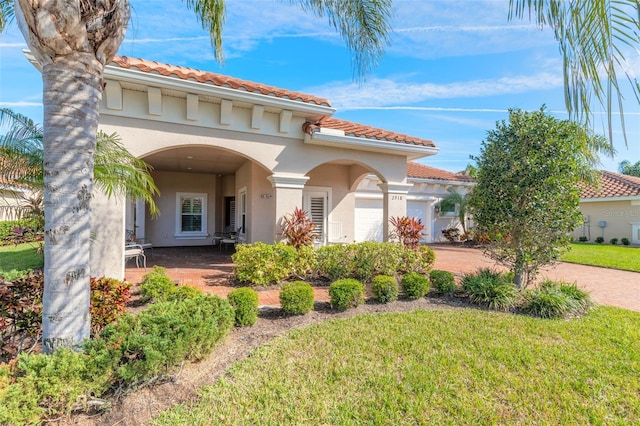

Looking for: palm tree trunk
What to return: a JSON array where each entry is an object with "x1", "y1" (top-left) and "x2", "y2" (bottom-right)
[{"x1": 41, "y1": 53, "x2": 103, "y2": 353}]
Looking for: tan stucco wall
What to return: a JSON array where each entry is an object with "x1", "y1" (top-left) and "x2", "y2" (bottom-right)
[
  {"x1": 147, "y1": 171, "x2": 217, "y2": 247},
  {"x1": 574, "y1": 200, "x2": 640, "y2": 243},
  {"x1": 91, "y1": 191, "x2": 126, "y2": 279}
]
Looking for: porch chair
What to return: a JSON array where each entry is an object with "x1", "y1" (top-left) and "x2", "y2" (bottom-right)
[
  {"x1": 124, "y1": 242, "x2": 147, "y2": 269},
  {"x1": 126, "y1": 229, "x2": 153, "y2": 258}
]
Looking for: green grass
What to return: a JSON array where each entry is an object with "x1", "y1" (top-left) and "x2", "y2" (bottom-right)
[
  {"x1": 562, "y1": 243, "x2": 640, "y2": 272},
  {"x1": 0, "y1": 242, "x2": 43, "y2": 276},
  {"x1": 154, "y1": 307, "x2": 640, "y2": 425}
]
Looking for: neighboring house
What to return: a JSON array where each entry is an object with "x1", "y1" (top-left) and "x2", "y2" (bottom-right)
[
  {"x1": 574, "y1": 171, "x2": 640, "y2": 244},
  {"x1": 354, "y1": 162, "x2": 474, "y2": 243},
  {"x1": 32, "y1": 55, "x2": 441, "y2": 278}
]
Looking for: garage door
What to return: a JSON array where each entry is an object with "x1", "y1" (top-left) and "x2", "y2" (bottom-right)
[
  {"x1": 355, "y1": 199, "x2": 383, "y2": 242},
  {"x1": 407, "y1": 201, "x2": 429, "y2": 242}
]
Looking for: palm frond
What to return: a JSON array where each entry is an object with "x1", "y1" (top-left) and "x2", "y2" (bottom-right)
[
  {"x1": 183, "y1": 0, "x2": 226, "y2": 63},
  {"x1": 0, "y1": 108, "x2": 44, "y2": 188},
  {"x1": 293, "y1": 0, "x2": 393, "y2": 79},
  {"x1": 94, "y1": 131, "x2": 160, "y2": 217},
  {"x1": 0, "y1": 0, "x2": 14, "y2": 32},
  {"x1": 509, "y1": 0, "x2": 640, "y2": 146}
]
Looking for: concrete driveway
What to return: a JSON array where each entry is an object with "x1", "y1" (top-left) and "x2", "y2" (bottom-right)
[{"x1": 432, "y1": 245, "x2": 640, "y2": 312}]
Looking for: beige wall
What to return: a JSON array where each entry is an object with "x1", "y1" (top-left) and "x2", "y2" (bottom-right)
[
  {"x1": 147, "y1": 171, "x2": 217, "y2": 247},
  {"x1": 574, "y1": 200, "x2": 640, "y2": 243}
]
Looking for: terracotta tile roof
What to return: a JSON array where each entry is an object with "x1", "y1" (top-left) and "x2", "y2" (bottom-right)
[
  {"x1": 407, "y1": 161, "x2": 474, "y2": 182},
  {"x1": 110, "y1": 56, "x2": 331, "y2": 107},
  {"x1": 304, "y1": 118, "x2": 436, "y2": 148},
  {"x1": 581, "y1": 170, "x2": 640, "y2": 199}
]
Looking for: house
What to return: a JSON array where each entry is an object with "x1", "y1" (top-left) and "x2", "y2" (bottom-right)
[
  {"x1": 74, "y1": 55, "x2": 449, "y2": 278},
  {"x1": 573, "y1": 171, "x2": 640, "y2": 244},
  {"x1": 354, "y1": 162, "x2": 474, "y2": 242}
]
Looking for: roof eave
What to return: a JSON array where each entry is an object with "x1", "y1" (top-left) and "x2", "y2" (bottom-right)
[
  {"x1": 103, "y1": 65, "x2": 336, "y2": 119},
  {"x1": 408, "y1": 177, "x2": 475, "y2": 186},
  {"x1": 304, "y1": 132, "x2": 439, "y2": 159},
  {"x1": 580, "y1": 195, "x2": 640, "y2": 202}
]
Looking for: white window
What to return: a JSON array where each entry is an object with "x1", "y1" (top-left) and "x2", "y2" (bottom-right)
[
  {"x1": 439, "y1": 199, "x2": 457, "y2": 216},
  {"x1": 175, "y1": 192, "x2": 208, "y2": 238}
]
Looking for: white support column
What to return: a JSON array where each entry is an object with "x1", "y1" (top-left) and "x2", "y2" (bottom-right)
[
  {"x1": 268, "y1": 173, "x2": 310, "y2": 242},
  {"x1": 378, "y1": 182, "x2": 412, "y2": 242}
]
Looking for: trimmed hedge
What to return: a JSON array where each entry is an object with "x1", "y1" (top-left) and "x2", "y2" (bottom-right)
[
  {"x1": 232, "y1": 242, "x2": 436, "y2": 286},
  {"x1": 429, "y1": 270, "x2": 456, "y2": 294},
  {"x1": 401, "y1": 273, "x2": 430, "y2": 300},
  {"x1": 371, "y1": 275, "x2": 399, "y2": 303},
  {"x1": 228, "y1": 287, "x2": 259, "y2": 326},
  {"x1": 279, "y1": 281, "x2": 315, "y2": 315},
  {"x1": 329, "y1": 279, "x2": 365, "y2": 311}
]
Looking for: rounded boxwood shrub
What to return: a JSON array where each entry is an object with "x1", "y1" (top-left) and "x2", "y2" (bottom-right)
[
  {"x1": 139, "y1": 266, "x2": 176, "y2": 302},
  {"x1": 279, "y1": 281, "x2": 315, "y2": 315},
  {"x1": 371, "y1": 275, "x2": 398, "y2": 303},
  {"x1": 401, "y1": 272, "x2": 430, "y2": 300},
  {"x1": 429, "y1": 270, "x2": 456, "y2": 294},
  {"x1": 329, "y1": 278, "x2": 365, "y2": 311},
  {"x1": 227, "y1": 287, "x2": 259, "y2": 326}
]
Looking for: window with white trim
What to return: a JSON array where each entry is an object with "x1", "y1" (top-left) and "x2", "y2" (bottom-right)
[
  {"x1": 438, "y1": 199, "x2": 457, "y2": 216},
  {"x1": 176, "y1": 192, "x2": 208, "y2": 237}
]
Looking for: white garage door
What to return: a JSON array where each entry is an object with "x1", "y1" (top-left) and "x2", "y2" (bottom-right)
[
  {"x1": 355, "y1": 199, "x2": 383, "y2": 242},
  {"x1": 407, "y1": 201, "x2": 429, "y2": 242}
]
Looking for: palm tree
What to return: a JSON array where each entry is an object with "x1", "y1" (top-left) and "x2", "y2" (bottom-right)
[
  {"x1": 618, "y1": 160, "x2": 640, "y2": 177},
  {"x1": 0, "y1": 108, "x2": 159, "y2": 216},
  {"x1": 440, "y1": 188, "x2": 471, "y2": 235},
  {"x1": 509, "y1": 0, "x2": 640, "y2": 145},
  {"x1": 0, "y1": 1, "x2": 393, "y2": 352}
]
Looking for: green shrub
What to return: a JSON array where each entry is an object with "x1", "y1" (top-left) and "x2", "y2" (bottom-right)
[
  {"x1": 430, "y1": 270, "x2": 456, "y2": 294},
  {"x1": 171, "y1": 285, "x2": 204, "y2": 301},
  {"x1": 232, "y1": 242, "x2": 300, "y2": 286},
  {"x1": 315, "y1": 242, "x2": 435, "y2": 282},
  {"x1": 401, "y1": 272, "x2": 430, "y2": 300},
  {"x1": 621, "y1": 237, "x2": 630, "y2": 246},
  {"x1": 595, "y1": 236, "x2": 604, "y2": 244},
  {"x1": 280, "y1": 281, "x2": 314, "y2": 315},
  {"x1": 0, "y1": 219, "x2": 40, "y2": 245},
  {"x1": 578, "y1": 236, "x2": 589, "y2": 242},
  {"x1": 228, "y1": 287, "x2": 259, "y2": 326},
  {"x1": 609, "y1": 238, "x2": 618, "y2": 245},
  {"x1": 86, "y1": 294, "x2": 234, "y2": 385},
  {"x1": 0, "y1": 349, "x2": 108, "y2": 426},
  {"x1": 0, "y1": 269, "x2": 31, "y2": 281},
  {"x1": 329, "y1": 279, "x2": 365, "y2": 311},
  {"x1": 90, "y1": 277, "x2": 132, "y2": 336},
  {"x1": 521, "y1": 280, "x2": 591, "y2": 319},
  {"x1": 140, "y1": 266, "x2": 176, "y2": 302},
  {"x1": 279, "y1": 281, "x2": 315, "y2": 315},
  {"x1": 371, "y1": 275, "x2": 398, "y2": 303},
  {"x1": 461, "y1": 268, "x2": 518, "y2": 311}
]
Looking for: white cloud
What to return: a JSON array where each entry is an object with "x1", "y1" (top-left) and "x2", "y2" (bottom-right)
[{"x1": 308, "y1": 73, "x2": 564, "y2": 110}]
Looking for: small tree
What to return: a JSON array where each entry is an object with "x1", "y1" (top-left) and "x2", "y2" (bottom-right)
[
  {"x1": 469, "y1": 107, "x2": 612, "y2": 289},
  {"x1": 439, "y1": 188, "x2": 471, "y2": 235},
  {"x1": 281, "y1": 207, "x2": 317, "y2": 249},
  {"x1": 389, "y1": 216, "x2": 425, "y2": 250}
]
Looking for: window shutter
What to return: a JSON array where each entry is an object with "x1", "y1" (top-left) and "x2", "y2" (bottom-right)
[{"x1": 310, "y1": 196, "x2": 325, "y2": 242}]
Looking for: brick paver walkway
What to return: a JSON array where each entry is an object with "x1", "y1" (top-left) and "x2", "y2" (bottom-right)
[{"x1": 125, "y1": 245, "x2": 640, "y2": 312}]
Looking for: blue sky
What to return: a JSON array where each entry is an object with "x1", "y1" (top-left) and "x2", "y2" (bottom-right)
[{"x1": 1, "y1": 0, "x2": 639, "y2": 173}]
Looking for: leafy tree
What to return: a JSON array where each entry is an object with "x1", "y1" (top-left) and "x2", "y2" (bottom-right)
[
  {"x1": 0, "y1": 1, "x2": 393, "y2": 352},
  {"x1": 510, "y1": 0, "x2": 640, "y2": 144},
  {"x1": 469, "y1": 107, "x2": 613, "y2": 289},
  {"x1": 619, "y1": 160, "x2": 640, "y2": 177}
]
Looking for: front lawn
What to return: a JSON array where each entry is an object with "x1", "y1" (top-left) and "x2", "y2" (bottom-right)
[
  {"x1": 0, "y1": 242, "x2": 43, "y2": 275},
  {"x1": 154, "y1": 306, "x2": 640, "y2": 425},
  {"x1": 562, "y1": 243, "x2": 640, "y2": 272}
]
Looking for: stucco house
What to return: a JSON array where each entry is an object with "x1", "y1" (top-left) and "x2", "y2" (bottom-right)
[
  {"x1": 72, "y1": 55, "x2": 461, "y2": 278},
  {"x1": 574, "y1": 171, "x2": 640, "y2": 244}
]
